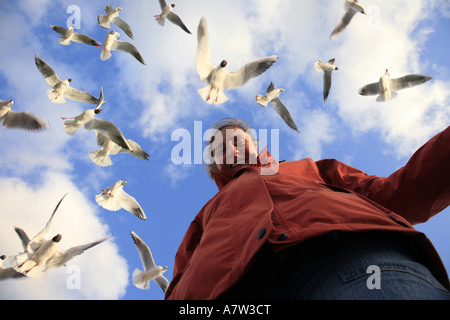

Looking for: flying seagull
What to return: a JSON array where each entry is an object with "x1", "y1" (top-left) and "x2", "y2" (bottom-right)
[
  {"x1": 0, "y1": 99, "x2": 48, "y2": 131},
  {"x1": 330, "y1": 0, "x2": 366, "y2": 40},
  {"x1": 130, "y1": 231, "x2": 169, "y2": 292},
  {"x1": 62, "y1": 87, "x2": 105, "y2": 136},
  {"x1": 13, "y1": 193, "x2": 68, "y2": 256},
  {"x1": 96, "y1": 180, "x2": 147, "y2": 220},
  {"x1": 314, "y1": 58, "x2": 339, "y2": 103},
  {"x1": 14, "y1": 233, "x2": 111, "y2": 279},
  {"x1": 358, "y1": 69, "x2": 433, "y2": 102},
  {"x1": 155, "y1": 0, "x2": 191, "y2": 34},
  {"x1": 256, "y1": 82, "x2": 300, "y2": 133},
  {"x1": 50, "y1": 25, "x2": 101, "y2": 47},
  {"x1": 98, "y1": 5, "x2": 134, "y2": 39},
  {"x1": 35, "y1": 54, "x2": 101, "y2": 104},
  {"x1": 196, "y1": 17, "x2": 278, "y2": 104},
  {"x1": 100, "y1": 31, "x2": 146, "y2": 65},
  {"x1": 89, "y1": 131, "x2": 150, "y2": 167}
]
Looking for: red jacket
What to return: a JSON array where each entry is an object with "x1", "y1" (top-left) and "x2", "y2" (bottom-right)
[{"x1": 165, "y1": 127, "x2": 450, "y2": 300}]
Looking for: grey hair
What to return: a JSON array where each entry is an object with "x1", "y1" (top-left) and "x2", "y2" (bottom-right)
[{"x1": 204, "y1": 118, "x2": 257, "y2": 180}]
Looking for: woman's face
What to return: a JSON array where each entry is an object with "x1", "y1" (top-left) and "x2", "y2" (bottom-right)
[{"x1": 211, "y1": 126, "x2": 258, "y2": 171}]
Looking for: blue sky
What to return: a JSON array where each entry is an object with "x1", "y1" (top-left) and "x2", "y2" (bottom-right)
[{"x1": 0, "y1": 0, "x2": 449, "y2": 300}]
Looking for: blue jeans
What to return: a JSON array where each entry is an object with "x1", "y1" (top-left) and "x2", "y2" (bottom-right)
[{"x1": 219, "y1": 232, "x2": 450, "y2": 300}]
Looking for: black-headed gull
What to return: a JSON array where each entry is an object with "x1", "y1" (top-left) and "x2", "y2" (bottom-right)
[
  {"x1": 96, "y1": 180, "x2": 147, "y2": 220},
  {"x1": 100, "y1": 31, "x2": 146, "y2": 65},
  {"x1": 14, "y1": 234, "x2": 111, "y2": 279},
  {"x1": 256, "y1": 82, "x2": 300, "y2": 133},
  {"x1": 155, "y1": 0, "x2": 191, "y2": 34},
  {"x1": 196, "y1": 17, "x2": 278, "y2": 104},
  {"x1": 358, "y1": 69, "x2": 433, "y2": 102},
  {"x1": 98, "y1": 5, "x2": 134, "y2": 39},
  {"x1": 89, "y1": 132, "x2": 150, "y2": 167},
  {"x1": 314, "y1": 58, "x2": 339, "y2": 104},
  {"x1": 130, "y1": 231, "x2": 169, "y2": 292},
  {"x1": 0, "y1": 255, "x2": 25, "y2": 280},
  {"x1": 0, "y1": 99, "x2": 48, "y2": 131},
  {"x1": 13, "y1": 193, "x2": 67, "y2": 256},
  {"x1": 50, "y1": 25, "x2": 101, "y2": 47},
  {"x1": 62, "y1": 87, "x2": 105, "y2": 136},
  {"x1": 330, "y1": 0, "x2": 366, "y2": 40},
  {"x1": 35, "y1": 54, "x2": 101, "y2": 104}
]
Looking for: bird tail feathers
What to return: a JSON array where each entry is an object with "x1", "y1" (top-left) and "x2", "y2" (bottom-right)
[
  {"x1": 376, "y1": 91, "x2": 397, "y2": 102},
  {"x1": 255, "y1": 95, "x2": 268, "y2": 107},
  {"x1": 100, "y1": 49, "x2": 112, "y2": 61},
  {"x1": 133, "y1": 268, "x2": 150, "y2": 289},
  {"x1": 198, "y1": 86, "x2": 229, "y2": 104},
  {"x1": 58, "y1": 38, "x2": 71, "y2": 45},
  {"x1": 155, "y1": 15, "x2": 165, "y2": 26},
  {"x1": 47, "y1": 89, "x2": 66, "y2": 103},
  {"x1": 95, "y1": 193, "x2": 122, "y2": 211},
  {"x1": 313, "y1": 61, "x2": 324, "y2": 73},
  {"x1": 89, "y1": 151, "x2": 112, "y2": 167},
  {"x1": 63, "y1": 123, "x2": 81, "y2": 136}
]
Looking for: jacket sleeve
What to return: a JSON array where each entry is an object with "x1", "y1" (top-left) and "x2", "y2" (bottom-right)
[
  {"x1": 164, "y1": 218, "x2": 203, "y2": 299},
  {"x1": 316, "y1": 126, "x2": 450, "y2": 225}
]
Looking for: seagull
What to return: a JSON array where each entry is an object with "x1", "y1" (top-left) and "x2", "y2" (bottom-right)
[
  {"x1": 14, "y1": 233, "x2": 111, "y2": 279},
  {"x1": 96, "y1": 180, "x2": 147, "y2": 220},
  {"x1": 155, "y1": 0, "x2": 191, "y2": 34},
  {"x1": 256, "y1": 82, "x2": 300, "y2": 133},
  {"x1": 314, "y1": 58, "x2": 339, "y2": 103},
  {"x1": 330, "y1": 0, "x2": 366, "y2": 40},
  {"x1": 0, "y1": 99, "x2": 48, "y2": 131},
  {"x1": 13, "y1": 193, "x2": 68, "y2": 256},
  {"x1": 62, "y1": 87, "x2": 105, "y2": 136},
  {"x1": 100, "y1": 31, "x2": 146, "y2": 65},
  {"x1": 130, "y1": 231, "x2": 169, "y2": 292},
  {"x1": 83, "y1": 117, "x2": 132, "y2": 151},
  {"x1": 196, "y1": 17, "x2": 278, "y2": 104},
  {"x1": 89, "y1": 132, "x2": 150, "y2": 167},
  {"x1": 98, "y1": 5, "x2": 134, "y2": 39},
  {"x1": 358, "y1": 69, "x2": 433, "y2": 102},
  {"x1": 35, "y1": 54, "x2": 101, "y2": 104},
  {"x1": 0, "y1": 255, "x2": 25, "y2": 280},
  {"x1": 50, "y1": 25, "x2": 101, "y2": 47}
]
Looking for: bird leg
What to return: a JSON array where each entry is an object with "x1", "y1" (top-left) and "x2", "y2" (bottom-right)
[{"x1": 102, "y1": 189, "x2": 114, "y2": 197}]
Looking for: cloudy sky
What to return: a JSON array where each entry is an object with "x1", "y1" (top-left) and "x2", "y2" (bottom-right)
[{"x1": 0, "y1": 0, "x2": 449, "y2": 300}]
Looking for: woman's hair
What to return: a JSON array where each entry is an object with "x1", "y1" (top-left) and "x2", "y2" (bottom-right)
[{"x1": 204, "y1": 118, "x2": 257, "y2": 180}]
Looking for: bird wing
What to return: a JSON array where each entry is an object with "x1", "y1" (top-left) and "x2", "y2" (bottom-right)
[
  {"x1": 271, "y1": 97, "x2": 300, "y2": 133},
  {"x1": 330, "y1": 8, "x2": 358, "y2": 39},
  {"x1": 167, "y1": 12, "x2": 191, "y2": 34},
  {"x1": 118, "y1": 139, "x2": 150, "y2": 160},
  {"x1": 46, "y1": 236, "x2": 111, "y2": 269},
  {"x1": 358, "y1": 81, "x2": 382, "y2": 96},
  {"x1": 1, "y1": 110, "x2": 48, "y2": 131},
  {"x1": 84, "y1": 118, "x2": 132, "y2": 150},
  {"x1": 323, "y1": 71, "x2": 333, "y2": 103},
  {"x1": 158, "y1": 0, "x2": 167, "y2": 10},
  {"x1": 390, "y1": 74, "x2": 432, "y2": 92},
  {"x1": 34, "y1": 54, "x2": 61, "y2": 87},
  {"x1": 223, "y1": 56, "x2": 279, "y2": 90},
  {"x1": 110, "y1": 40, "x2": 146, "y2": 65},
  {"x1": 154, "y1": 275, "x2": 170, "y2": 292},
  {"x1": 14, "y1": 227, "x2": 31, "y2": 252},
  {"x1": 64, "y1": 86, "x2": 100, "y2": 104},
  {"x1": 72, "y1": 32, "x2": 102, "y2": 46},
  {"x1": 50, "y1": 25, "x2": 67, "y2": 36},
  {"x1": 112, "y1": 16, "x2": 134, "y2": 39},
  {"x1": 196, "y1": 17, "x2": 215, "y2": 81},
  {"x1": 26, "y1": 193, "x2": 67, "y2": 253},
  {"x1": 131, "y1": 231, "x2": 156, "y2": 271},
  {"x1": 266, "y1": 81, "x2": 275, "y2": 93},
  {"x1": 117, "y1": 189, "x2": 146, "y2": 220}
]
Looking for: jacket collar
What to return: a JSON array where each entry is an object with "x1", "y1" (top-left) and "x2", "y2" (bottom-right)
[{"x1": 213, "y1": 147, "x2": 279, "y2": 190}]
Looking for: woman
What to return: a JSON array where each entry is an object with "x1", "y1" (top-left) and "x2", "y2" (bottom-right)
[{"x1": 165, "y1": 118, "x2": 450, "y2": 300}]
